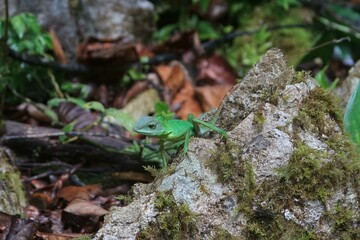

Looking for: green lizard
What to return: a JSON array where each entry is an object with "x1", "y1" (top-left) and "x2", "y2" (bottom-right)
[{"x1": 133, "y1": 113, "x2": 227, "y2": 168}]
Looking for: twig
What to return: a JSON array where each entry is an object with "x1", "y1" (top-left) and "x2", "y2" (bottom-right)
[
  {"x1": 1, "y1": 130, "x2": 124, "y2": 141},
  {"x1": 7, "y1": 24, "x2": 310, "y2": 75},
  {"x1": 202, "y1": 23, "x2": 310, "y2": 53}
]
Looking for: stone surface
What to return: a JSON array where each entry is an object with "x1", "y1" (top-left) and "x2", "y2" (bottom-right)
[
  {"x1": 95, "y1": 49, "x2": 360, "y2": 239},
  {"x1": 0, "y1": 0, "x2": 155, "y2": 61},
  {"x1": 0, "y1": 147, "x2": 27, "y2": 216}
]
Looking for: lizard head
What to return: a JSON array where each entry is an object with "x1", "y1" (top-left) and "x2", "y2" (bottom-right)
[{"x1": 133, "y1": 116, "x2": 166, "y2": 136}]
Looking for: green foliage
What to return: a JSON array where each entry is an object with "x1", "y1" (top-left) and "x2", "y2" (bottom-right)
[
  {"x1": 344, "y1": 79, "x2": 360, "y2": 151},
  {"x1": 240, "y1": 27, "x2": 272, "y2": 67},
  {"x1": 0, "y1": 13, "x2": 58, "y2": 103},
  {"x1": 0, "y1": 13, "x2": 52, "y2": 55},
  {"x1": 47, "y1": 97, "x2": 87, "y2": 108},
  {"x1": 59, "y1": 121, "x2": 76, "y2": 143},
  {"x1": 275, "y1": 0, "x2": 300, "y2": 11},
  {"x1": 154, "y1": 101, "x2": 174, "y2": 120},
  {"x1": 314, "y1": 67, "x2": 338, "y2": 90},
  {"x1": 153, "y1": 0, "x2": 221, "y2": 41},
  {"x1": 104, "y1": 107, "x2": 135, "y2": 133},
  {"x1": 60, "y1": 82, "x2": 91, "y2": 99}
]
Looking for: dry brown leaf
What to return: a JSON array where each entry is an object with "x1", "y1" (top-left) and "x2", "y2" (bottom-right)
[
  {"x1": 176, "y1": 98, "x2": 203, "y2": 119},
  {"x1": 91, "y1": 84, "x2": 108, "y2": 105},
  {"x1": 171, "y1": 80, "x2": 202, "y2": 119},
  {"x1": 57, "y1": 102, "x2": 103, "y2": 132},
  {"x1": 77, "y1": 39, "x2": 139, "y2": 63},
  {"x1": 31, "y1": 179, "x2": 49, "y2": 189},
  {"x1": 197, "y1": 54, "x2": 237, "y2": 85},
  {"x1": 113, "y1": 171, "x2": 153, "y2": 182},
  {"x1": 113, "y1": 81, "x2": 149, "y2": 108},
  {"x1": 17, "y1": 103, "x2": 52, "y2": 124},
  {"x1": 37, "y1": 231, "x2": 89, "y2": 240},
  {"x1": 195, "y1": 84, "x2": 232, "y2": 111},
  {"x1": 64, "y1": 198, "x2": 108, "y2": 216},
  {"x1": 135, "y1": 43, "x2": 154, "y2": 58},
  {"x1": 155, "y1": 62, "x2": 186, "y2": 94},
  {"x1": 31, "y1": 192, "x2": 53, "y2": 208},
  {"x1": 49, "y1": 28, "x2": 67, "y2": 64},
  {"x1": 172, "y1": 80, "x2": 195, "y2": 105},
  {"x1": 57, "y1": 184, "x2": 102, "y2": 202}
]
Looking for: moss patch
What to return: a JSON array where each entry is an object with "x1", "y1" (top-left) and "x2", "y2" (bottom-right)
[
  {"x1": 253, "y1": 109, "x2": 266, "y2": 131},
  {"x1": 208, "y1": 84, "x2": 360, "y2": 238},
  {"x1": 213, "y1": 226, "x2": 242, "y2": 240},
  {"x1": 136, "y1": 191, "x2": 197, "y2": 240},
  {"x1": 293, "y1": 87, "x2": 343, "y2": 136},
  {"x1": 276, "y1": 142, "x2": 353, "y2": 202}
]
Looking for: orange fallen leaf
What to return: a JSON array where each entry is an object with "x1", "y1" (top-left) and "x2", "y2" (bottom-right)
[
  {"x1": 195, "y1": 84, "x2": 232, "y2": 111},
  {"x1": 49, "y1": 28, "x2": 67, "y2": 64},
  {"x1": 172, "y1": 80, "x2": 195, "y2": 105},
  {"x1": 30, "y1": 192, "x2": 53, "y2": 209},
  {"x1": 176, "y1": 98, "x2": 203, "y2": 119},
  {"x1": 155, "y1": 62, "x2": 186, "y2": 95},
  {"x1": 64, "y1": 198, "x2": 108, "y2": 216},
  {"x1": 113, "y1": 81, "x2": 149, "y2": 108},
  {"x1": 57, "y1": 184, "x2": 102, "y2": 202},
  {"x1": 197, "y1": 54, "x2": 237, "y2": 85}
]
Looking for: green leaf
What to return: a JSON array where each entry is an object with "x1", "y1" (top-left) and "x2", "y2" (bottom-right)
[
  {"x1": 48, "y1": 98, "x2": 66, "y2": 107},
  {"x1": 43, "y1": 107, "x2": 59, "y2": 124},
  {"x1": 67, "y1": 97, "x2": 87, "y2": 106},
  {"x1": 154, "y1": 24, "x2": 178, "y2": 41},
  {"x1": 104, "y1": 108, "x2": 135, "y2": 133},
  {"x1": 314, "y1": 68, "x2": 330, "y2": 89},
  {"x1": 154, "y1": 101, "x2": 174, "y2": 120},
  {"x1": 10, "y1": 15, "x2": 26, "y2": 38},
  {"x1": 62, "y1": 121, "x2": 76, "y2": 133},
  {"x1": 82, "y1": 101, "x2": 105, "y2": 113},
  {"x1": 199, "y1": 0, "x2": 210, "y2": 15},
  {"x1": 197, "y1": 20, "x2": 220, "y2": 39},
  {"x1": 344, "y1": 79, "x2": 360, "y2": 150}
]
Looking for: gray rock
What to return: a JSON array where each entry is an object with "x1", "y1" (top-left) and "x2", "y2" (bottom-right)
[
  {"x1": 1, "y1": 0, "x2": 155, "y2": 61},
  {"x1": 95, "y1": 49, "x2": 360, "y2": 239}
]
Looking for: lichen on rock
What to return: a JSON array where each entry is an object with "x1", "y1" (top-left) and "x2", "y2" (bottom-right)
[{"x1": 94, "y1": 48, "x2": 360, "y2": 240}]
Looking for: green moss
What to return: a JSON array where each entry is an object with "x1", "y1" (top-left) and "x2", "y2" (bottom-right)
[
  {"x1": 207, "y1": 84, "x2": 360, "y2": 239},
  {"x1": 0, "y1": 149, "x2": 27, "y2": 216},
  {"x1": 291, "y1": 70, "x2": 307, "y2": 84},
  {"x1": 254, "y1": 110, "x2": 266, "y2": 131},
  {"x1": 326, "y1": 204, "x2": 360, "y2": 239},
  {"x1": 137, "y1": 191, "x2": 197, "y2": 240},
  {"x1": 213, "y1": 227, "x2": 242, "y2": 240},
  {"x1": 116, "y1": 194, "x2": 133, "y2": 206},
  {"x1": 277, "y1": 143, "x2": 339, "y2": 201},
  {"x1": 207, "y1": 141, "x2": 240, "y2": 183},
  {"x1": 293, "y1": 88, "x2": 343, "y2": 136}
]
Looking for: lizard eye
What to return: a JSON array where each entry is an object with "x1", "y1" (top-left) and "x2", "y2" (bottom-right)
[{"x1": 148, "y1": 123, "x2": 156, "y2": 129}]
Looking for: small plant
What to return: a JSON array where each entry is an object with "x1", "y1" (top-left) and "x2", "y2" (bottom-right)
[
  {"x1": 0, "y1": 13, "x2": 57, "y2": 103},
  {"x1": 344, "y1": 79, "x2": 360, "y2": 152}
]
